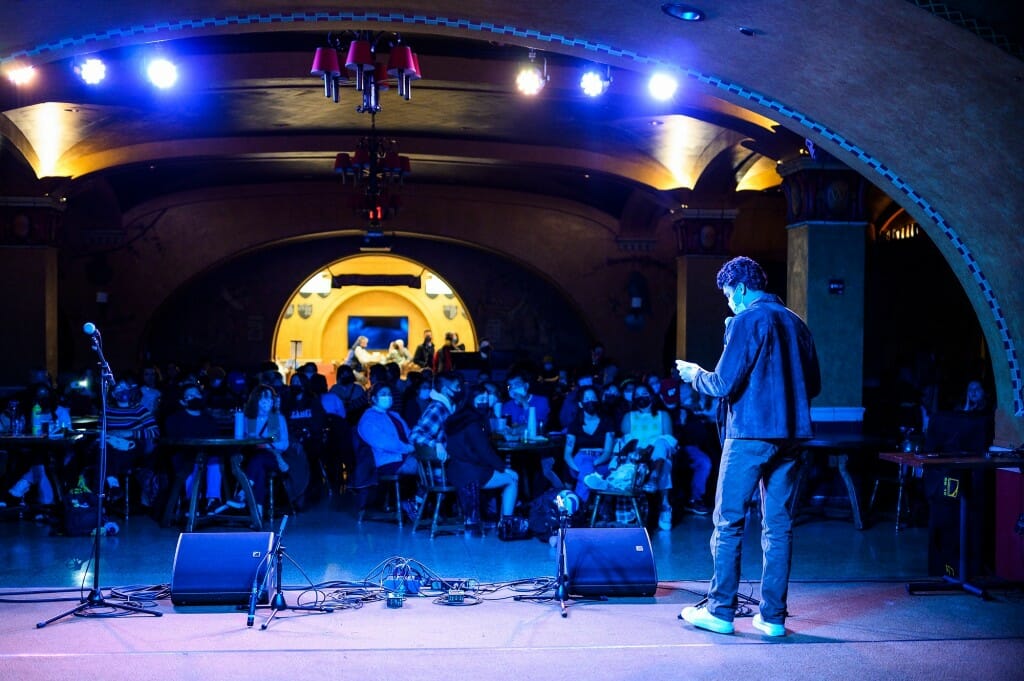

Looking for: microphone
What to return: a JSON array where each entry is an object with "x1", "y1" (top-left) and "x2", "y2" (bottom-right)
[
  {"x1": 82, "y1": 322, "x2": 100, "y2": 338},
  {"x1": 246, "y1": 576, "x2": 258, "y2": 627},
  {"x1": 554, "y1": 490, "x2": 581, "y2": 516}
]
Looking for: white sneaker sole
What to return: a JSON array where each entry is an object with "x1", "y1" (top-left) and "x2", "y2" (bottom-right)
[
  {"x1": 680, "y1": 606, "x2": 734, "y2": 634},
  {"x1": 752, "y1": 614, "x2": 786, "y2": 637}
]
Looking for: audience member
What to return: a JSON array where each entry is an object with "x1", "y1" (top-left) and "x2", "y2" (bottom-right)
[
  {"x1": 562, "y1": 385, "x2": 616, "y2": 503},
  {"x1": 164, "y1": 383, "x2": 223, "y2": 512},
  {"x1": 227, "y1": 385, "x2": 290, "y2": 516},
  {"x1": 412, "y1": 329, "x2": 435, "y2": 369},
  {"x1": 618, "y1": 382, "x2": 676, "y2": 530},
  {"x1": 445, "y1": 384, "x2": 519, "y2": 535}
]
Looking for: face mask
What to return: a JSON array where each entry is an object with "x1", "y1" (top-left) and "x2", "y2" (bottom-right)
[
  {"x1": 543, "y1": 363, "x2": 553, "y2": 371},
  {"x1": 633, "y1": 396, "x2": 652, "y2": 409},
  {"x1": 603, "y1": 394, "x2": 619, "y2": 404},
  {"x1": 510, "y1": 386, "x2": 527, "y2": 399},
  {"x1": 185, "y1": 398, "x2": 204, "y2": 411},
  {"x1": 581, "y1": 401, "x2": 599, "y2": 415},
  {"x1": 376, "y1": 396, "x2": 393, "y2": 410},
  {"x1": 474, "y1": 396, "x2": 490, "y2": 411},
  {"x1": 338, "y1": 374, "x2": 354, "y2": 385},
  {"x1": 623, "y1": 391, "x2": 634, "y2": 402}
]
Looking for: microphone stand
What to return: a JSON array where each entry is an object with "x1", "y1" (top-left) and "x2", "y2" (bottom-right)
[
  {"x1": 38, "y1": 330, "x2": 162, "y2": 627},
  {"x1": 253, "y1": 515, "x2": 333, "y2": 630},
  {"x1": 514, "y1": 499, "x2": 579, "y2": 618}
]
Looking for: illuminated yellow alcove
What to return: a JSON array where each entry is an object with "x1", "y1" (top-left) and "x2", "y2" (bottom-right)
[{"x1": 272, "y1": 254, "x2": 475, "y2": 382}]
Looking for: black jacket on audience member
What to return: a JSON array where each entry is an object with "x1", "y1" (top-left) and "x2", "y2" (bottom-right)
[{"x1": 444, "y1": 405, "x2": 507, "y2": 490}]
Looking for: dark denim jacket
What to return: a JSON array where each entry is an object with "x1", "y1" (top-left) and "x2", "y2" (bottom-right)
[{"x1": 692, "y1": 294, "x2": 820, "y2": 440}]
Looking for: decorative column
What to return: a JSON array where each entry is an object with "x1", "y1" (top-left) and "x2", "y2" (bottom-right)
[
  {"x1": 674, "y1": 210, "x2": 735, "y2": 370},
  {"x1": 0, "y1": 198, "x2": 63, "y2": 385},
  {"x1": 779, "y1": 151, "x2": 868, "y2": 431}
]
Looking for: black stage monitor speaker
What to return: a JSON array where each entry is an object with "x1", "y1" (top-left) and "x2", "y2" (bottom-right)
[
  {"x1": 171, "y1": 532, "x2": 275, "y2": 606},
  {"x1": 564, "y1": 527, "x2": 657, "y2": 597}
]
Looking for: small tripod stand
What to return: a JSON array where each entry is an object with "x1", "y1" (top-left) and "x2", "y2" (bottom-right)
[
  {"x1": 249, "y1": 515, "x2": 333, "y2": 630},
  {"x1": 38, "y1": 324, "x2": 162, "y2": 628}
]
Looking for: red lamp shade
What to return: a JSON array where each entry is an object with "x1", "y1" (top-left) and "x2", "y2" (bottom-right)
[
  {"x1": 382, "y1": 151, "x2": 401, "y2": 172},
  {"x1": 310, "y1": 47, "x2": 341, "y2": 76},
  {"x1": 345, "y1": 40, "x2": 375, "y2": 71},
  {"x1": 352, "y1": 148, "x2": 370, "y2": 169},
  {"x1": 410, "y1": 53, "x2": 422, "y2": 80},
  {"x1": 399, "y1": 156, "x2": 412, "y2": 176},
  {"x1": 386, "y1": 46, "x2": 414, "y2": 76},
  {"x1": 333, "y1": 153, "x2": 352, "y2": 173}
]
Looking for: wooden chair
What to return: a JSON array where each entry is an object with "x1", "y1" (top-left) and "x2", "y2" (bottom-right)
[
  {"x1": 411, "y1": 457, "x2": 463, "y2": 538},
  {"x1": 587, "y1": 459, "x2": 649, "y2": 528}
]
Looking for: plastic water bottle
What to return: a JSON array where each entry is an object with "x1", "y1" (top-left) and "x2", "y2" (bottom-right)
[
  {"x1": 30, "y1": 403, "x2": 42, "y2": 436},
  {"x1": 233, "y1": 409, "x2": 245, "y2": 439},
  {"x1": 526, "y1": 406, "x2": 537, "y2": 440}
]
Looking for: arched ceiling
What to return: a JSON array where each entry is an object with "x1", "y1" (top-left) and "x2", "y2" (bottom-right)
[{"x1": 1, "y1": 1, "x2": 1022, "y2": 423}]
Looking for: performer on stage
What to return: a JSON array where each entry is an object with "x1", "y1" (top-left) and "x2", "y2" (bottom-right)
[{"x1": 675, "y1": 256, "x2": 820, "y2": 637}]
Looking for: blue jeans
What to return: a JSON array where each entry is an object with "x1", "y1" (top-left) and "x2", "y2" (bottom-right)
[{"x1": 706, "y1": 438, "x2": 801, "y2": 625}]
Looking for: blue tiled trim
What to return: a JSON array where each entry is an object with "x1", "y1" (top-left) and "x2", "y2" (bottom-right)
[{"x1": 3, "y1": 11, "x2": 1020, "y2": 416}]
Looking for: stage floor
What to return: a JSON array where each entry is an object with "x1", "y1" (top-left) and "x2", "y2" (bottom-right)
[{"x1": 1, "y1": 493, "x2": 1022, "y2": 680}]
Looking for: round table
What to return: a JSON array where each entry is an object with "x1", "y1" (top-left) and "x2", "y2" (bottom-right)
[{"x1": 160, "y1": 437, "x2": 270, "y2": 531}]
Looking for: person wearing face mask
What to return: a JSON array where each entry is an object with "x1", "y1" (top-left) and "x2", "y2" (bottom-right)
[
  {"x1": 445, "y1": 384, "x2": 519, "y2": 536},
  {"x1": 331, "y1": 364, "x2": 368, "y2": 426},
  {"x1": 562, "y1": 386, "x2": 616, "y2": 503},
  {"x1": 600, "y1": 384, "x2": 628, "y2": 424},
  {"x1": 675, "y1": 256, "x2": 820, "y2": 638},
  {"x1": 620, "y1": 384, "x2": 678, "y2": 531},
  {"x1": 357, "y1": 383, "x2": 418, "y2": 475},
  {"x1": 409, "y1": 372, "x2": 461, "y2": 462},
  {"x1": 164, "y1": 384, "x2": 223, "y2": 513},
  {"x1": 227, "y1": 385, "x2": 290, "y2": 517},
  {"x1": 406, "y1": 372, "x2": 463, "y2": 519},
  {"x1": 412, "y1": 329, "x2": 435, "y2": 369},
  {"x1": 501, "y1": 371, "x2": 561, "y2": 489},
  {"x1": 97, "y1": 378, "x2": 160, "y2": 502},
  {"x1": 401, "y1": 373, "x2": 433, "y2": 428}
]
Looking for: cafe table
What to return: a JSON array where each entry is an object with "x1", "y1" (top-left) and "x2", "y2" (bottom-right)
[{"x1": 160, "y1": 436, "x2": 270, "y2": 531}]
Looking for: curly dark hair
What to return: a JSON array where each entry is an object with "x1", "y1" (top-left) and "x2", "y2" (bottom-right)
[{"x1": 716, "y1": 256, "x2": 767, "y2": 292}]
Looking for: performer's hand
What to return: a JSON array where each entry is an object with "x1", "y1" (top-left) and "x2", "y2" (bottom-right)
[{"x1": 675, "y1": 360, "x2": 701, "y2": 383}]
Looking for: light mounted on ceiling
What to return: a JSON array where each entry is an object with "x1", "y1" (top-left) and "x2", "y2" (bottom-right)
[
  {"x1": 7, "y1": 65, "x2": 36, "y2": 86},
  {"x1": 580, "y1": 65, "x2": 612, "y2": 97},
  {"x1": 648, "y1": 72, "x2": 679, "y2": 101},
  {"x1": 661, "y1": 3, "x2": 706, "y2": 22},
  {"x1": 76, "y1": 58, "x2": 107, "y2": 85},
  {"x1": 147, "y1": 58, "x2": 178, "y2": 89},
  {"x1": 516, "y1": 49, "x2": 548, "y2": 96},
  {"x1": 310, "y1": 32, "x2": 422, "y2": 111}
]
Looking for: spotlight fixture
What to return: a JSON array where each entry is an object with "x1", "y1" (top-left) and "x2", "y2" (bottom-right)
[
  {"x1": 7, "y1": 65, "x2": 35, "y2": 86},
  {"x1": 647, "y1": 72, "x2": 679, "y2": 101},
  {"x1": 580, "y1": 66, "x2": 612, "y2": 97},
  {"x1": 147, "y1": 58, "x2": 178, "y2": 89},
  {"x1": 515, "y1": 49, "x2": 547, "y2": 96},
  {"x1": 76, "y1": 58, "x2": 107, "y2": 85},
  {"x1": 661, "y1": 3, "x2": 705, "y2": 22}
]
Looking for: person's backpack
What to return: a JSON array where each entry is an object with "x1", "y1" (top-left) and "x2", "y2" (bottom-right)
[{"x1": 527, "y1": 487, "x2": 561, "y2": 540}]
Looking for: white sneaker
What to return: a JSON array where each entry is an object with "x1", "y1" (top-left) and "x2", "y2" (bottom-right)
[
  {"x1": 583, "y1": 473, "x2": 608, "y2": 490},
  {"x1": 658, "y1": 506, "x2": 673, "y2": 531},
  {"x1": 680, "y1": 605, "x2": 734, "y2": 634},
  {"x1": 752, "y1": 613, "x2": 786, "y2": 637}
]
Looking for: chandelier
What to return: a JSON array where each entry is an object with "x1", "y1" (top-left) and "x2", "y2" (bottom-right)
[{"x1": 310, "y1": 32, "x2": 420, "y2": 237}]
